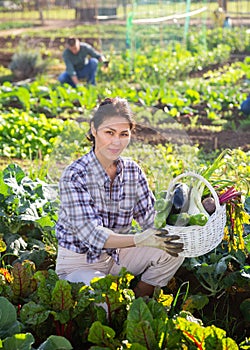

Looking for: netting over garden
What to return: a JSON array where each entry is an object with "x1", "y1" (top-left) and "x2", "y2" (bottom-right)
[{"x1": 126, "y1": 0, "x2": 208, "y2": 51}]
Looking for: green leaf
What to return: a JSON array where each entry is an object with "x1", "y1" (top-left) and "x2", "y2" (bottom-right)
[
  {"x1": 51, "y1": 310, "x2": 71, "y2": 324},
  {"x1": 0, "y1": 297, "x2": 21, "y2": 338},
  {"x1": 37, "y1": 335, "x2": 73, "y2": 350},
  {"x1": 34, "y1": 269, "x2": 59, "y2": 305},
  {"x1": 20, "y1": 301, "x2": 51, "y2": 325},
  {"x1": 147, "y1": 298, "x2": 168, "y2": 320},
  {"x1": 51, "y1": 280, "x2": 74, "y2": 311},
  {"x1": 183, "y1": 294, "x2": 209, "y2": 313},
  {"x1": 90, "y1": 274, "x2": 113, "y2": 292},
  {"x1": 3, "y1": 163, "x2": 25, "y2": 184},
  {"x1": 0, "y1": 171, "x2": 9, "y2": 196},
  {"x1": 2, "y1": 333, "x2": 34, "y2": 350},
  {"x1": 127, "y1": 298, "x2": 154, "y2": 324},
  {"x1": 88, "y1": 321, "x2": 116, "y2": 347},
  {"x1": 127, "y1": 298, "x2": 159, "y2": 349},
  {"x1": 240, "y1": 298, "x2": 250, "y2": 322}
]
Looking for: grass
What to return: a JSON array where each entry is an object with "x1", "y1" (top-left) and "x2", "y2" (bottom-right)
[{"x1": 0, "y1": 21, "x2": 39, "y2": 30}]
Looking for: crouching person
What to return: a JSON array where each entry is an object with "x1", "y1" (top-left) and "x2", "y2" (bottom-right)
[{"x1": 55, "y1": 97, "x2": 184, "y2": 297}]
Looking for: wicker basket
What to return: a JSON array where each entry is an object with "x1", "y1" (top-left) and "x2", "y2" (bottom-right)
[{"x1": 164, "y1": 172, "x2": 227, "y2": 257}]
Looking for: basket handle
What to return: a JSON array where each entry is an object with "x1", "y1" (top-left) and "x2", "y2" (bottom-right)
[{"x1": 166, "y1": 171, "x2": 221, "y2": 212}]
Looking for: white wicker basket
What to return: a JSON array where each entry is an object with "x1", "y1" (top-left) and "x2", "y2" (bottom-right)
[{"x1": 164, "y1": 172, "x2": 227, "y2": 257}]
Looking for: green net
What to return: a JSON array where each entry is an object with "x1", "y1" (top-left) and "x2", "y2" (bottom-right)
[{"x1": 126, "y1": 0, "x2": 208, "y2": 51}]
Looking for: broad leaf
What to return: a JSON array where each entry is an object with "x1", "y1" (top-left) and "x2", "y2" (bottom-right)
[
  {"x1": 37, "y1": 335, "x2": 73, "y2": 350},
  {"x1": 2, "y1": 333, "x2": 34, "y2": 350},
  {"x1": 88, "y1": 321, "x2": 116, "y2": 346},
  {"x1": 3, "y1": 164, "x2": 25, "y2": 184},
  {"x1": 51, "y1": 280, "x2": 74, "y2": 311},
  {"x1": 183, "y1": 294, "x2": 209, "y2": 313},
  {"x1": 0, "y1": 297, "x2": 21, "y2": 338},
  {"x1": 20, "y1": 301, "x2": 51, "y2": 325},
  {"x1": 127, "y1": 298, "x2": 159, "y2": 349}
]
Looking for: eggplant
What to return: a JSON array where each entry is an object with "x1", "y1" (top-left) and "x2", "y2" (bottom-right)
[{"x1": 171, "y1": 182, "x2": 190, "y2": 212}]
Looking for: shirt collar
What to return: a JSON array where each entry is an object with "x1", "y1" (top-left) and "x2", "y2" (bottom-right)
[{"x1": 88, "y1": 149, "x2": 124, "y2": 185}]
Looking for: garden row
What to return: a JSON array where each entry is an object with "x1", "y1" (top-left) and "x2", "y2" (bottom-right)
[
  {"x1": 0, "y1": 25, "x2": 250, "y2": 349},
  {"x1": 0, "y1": 57, "x2": 250, "y2": 160}
]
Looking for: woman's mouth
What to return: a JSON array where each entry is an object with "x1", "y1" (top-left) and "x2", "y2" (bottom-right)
[{"x1": 108, "y1": 148, "x2": 121, "y2": 155}]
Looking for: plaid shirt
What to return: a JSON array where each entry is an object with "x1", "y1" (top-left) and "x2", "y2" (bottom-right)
[{"x1": 56, "y1": 149, "x2": 155, "y2": 264}]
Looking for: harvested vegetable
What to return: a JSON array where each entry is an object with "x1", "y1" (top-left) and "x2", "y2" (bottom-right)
[
  {"x1": 202, "y1": 197, "x2": 216, "y2": 215},
  {"x1": 154, "y1": 198, "x2": 169, "y2": 212},
  {"x1": 154, "y1": 210, "x2": 169, "y2": 228},
  {"x1": 167, "y1": 213, "x2": 190, "y2": 226},
  {"x1": 219, "y1": 186, "x2": 242, "y2": 204},
  {"x1": 187, "y1": 184, "x2": 209, "y2": 218},
  {"x1": 171, "y1": 183, "x2": 190, "y2": 212},
  {"x1": 188, "y1": 213, "x2": 208, "y2": 226}
]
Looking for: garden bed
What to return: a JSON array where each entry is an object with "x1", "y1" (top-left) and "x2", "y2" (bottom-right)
[{"x1": 134, "y1": 124, "x2": 250, "y2": 151}]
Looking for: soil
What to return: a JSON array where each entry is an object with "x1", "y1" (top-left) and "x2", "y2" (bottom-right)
[
  {"x1": 0, "y1": 19, "x2": 250, "y2": 152},
  {"x1": 133, "y1": 123, "x2": 250, "y2": 152}
]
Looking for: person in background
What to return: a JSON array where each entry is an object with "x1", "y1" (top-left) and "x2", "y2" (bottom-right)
[
  {"x1": 58, "y1": 37, "x2": 105, "y2": 87},
  {"x1": 241, "y1": 95, "x2": 250, "y2": 116},
  {"x1": 213, "y1": 6, "x2": 225, "y2": 27},
  {"x1": 55, "y1": 97, "x2": 184, "y2": 298}
]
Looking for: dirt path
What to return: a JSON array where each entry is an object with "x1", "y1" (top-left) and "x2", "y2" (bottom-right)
[{"x1": 0, "y1": 19, "x2": 79, "y2": 36}]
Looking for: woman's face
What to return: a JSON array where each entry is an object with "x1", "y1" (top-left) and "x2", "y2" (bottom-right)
[{"x1": 91, "y1": 116, "x2": 131, "y2": 163}]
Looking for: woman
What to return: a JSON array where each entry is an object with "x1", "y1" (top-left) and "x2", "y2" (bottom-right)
[{"x1": 55, "y1": 97, "x2": 184, "y2": 297}]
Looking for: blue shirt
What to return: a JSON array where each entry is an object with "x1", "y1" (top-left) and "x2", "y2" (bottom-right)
[{"x1": 56, "y1": 149, "x2": 155, "y2": 263}]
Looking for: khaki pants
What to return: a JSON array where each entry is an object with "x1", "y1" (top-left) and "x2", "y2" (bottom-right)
[{"x1": 56, "y1": 246, "x2": 184, "y2": 287}]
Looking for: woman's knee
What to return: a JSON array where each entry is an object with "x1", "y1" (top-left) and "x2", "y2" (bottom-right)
[{"x1": 65, "y1": 269, "x2": 106, "y2": 285}]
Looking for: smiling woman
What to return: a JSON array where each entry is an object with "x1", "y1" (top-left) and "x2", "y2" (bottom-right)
[
  {"x1": 88, "y1": 98, "x2": 133, "y2": 179},
  {"x1": 55, "y1": 96, "x2": 184, "y2": 298}
]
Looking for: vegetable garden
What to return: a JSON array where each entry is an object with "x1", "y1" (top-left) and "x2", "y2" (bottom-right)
[{"x1": 0, "y1": 14, "x2": 250, "y2": 350}]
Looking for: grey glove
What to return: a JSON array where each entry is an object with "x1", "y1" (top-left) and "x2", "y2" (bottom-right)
[{"x1": 134, "y1": 228, "x2": 184, "y2": 257}]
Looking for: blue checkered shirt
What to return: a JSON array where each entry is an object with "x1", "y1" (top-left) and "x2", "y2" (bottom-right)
[{"x1": 56, "y1": 149, "x2": 155, "y2": 263}]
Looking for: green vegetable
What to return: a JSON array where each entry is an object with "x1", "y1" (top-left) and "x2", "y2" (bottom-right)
[
  {"x1": 154, "y1": 210, "x2": 168, "y2": 228},
  {"x1": 167, "y1": 213, "x2": 191, "y2": 226},
  {"x1": 154, "y1": 198, "x2": 169, "y2": 212},
  {"x1": 189, "y1": 213, "x2": 208, "y2": 226},
  {"x1": 187, "y1": 185, "x2": 209, "y2": 218},
  {"x1": 157, "y1": 190, "x2": 168, "y2": 199}
]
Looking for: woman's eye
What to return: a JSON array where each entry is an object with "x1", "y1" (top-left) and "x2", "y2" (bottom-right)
[
  {"x1": 106, "y1": 130, "x2": 114, "y2": 135},
  {"x1": 121, "y1": 133, "x2": 129, "y2": 137}
]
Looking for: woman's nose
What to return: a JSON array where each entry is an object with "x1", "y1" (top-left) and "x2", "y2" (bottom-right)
[{"x1": 112, "y1": 135, "x2": 121, "y2": 144}]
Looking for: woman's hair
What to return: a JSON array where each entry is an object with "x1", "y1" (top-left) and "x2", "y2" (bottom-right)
[{"x1": 87, "y1": 97, "x2": 135, "y2": 145}]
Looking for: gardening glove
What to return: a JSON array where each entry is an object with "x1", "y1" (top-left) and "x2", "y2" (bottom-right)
[{"x1": 134, "y1": 228, "x2": 184, "y2": 257}]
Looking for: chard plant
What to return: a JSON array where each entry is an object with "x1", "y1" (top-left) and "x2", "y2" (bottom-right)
[
  {"x1": 0, "y1": 264, "x2": 240, "y2": 350},
  {"x1": 0, "y1": 163, "x2": 58, "y2": 270},
  {"x1": 0, "y1": 158, "x2": 249, "y2": 346}
]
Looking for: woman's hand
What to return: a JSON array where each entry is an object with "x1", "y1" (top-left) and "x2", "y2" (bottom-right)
[{"x1": 134, "y1": 229, "x2": 184, "y2": 257}]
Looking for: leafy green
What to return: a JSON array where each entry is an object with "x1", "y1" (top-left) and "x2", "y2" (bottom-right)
[{"x1": 0, "y1": 297, "x2": 22, "y2": 338}]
